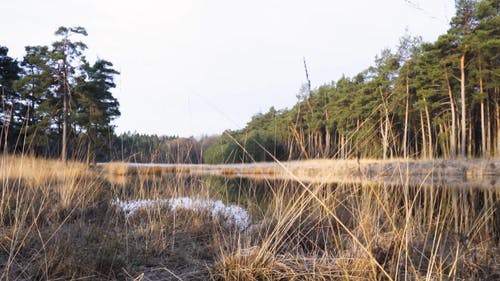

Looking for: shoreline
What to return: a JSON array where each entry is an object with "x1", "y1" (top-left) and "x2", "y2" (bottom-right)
[{"x1": 99, "y1": 158, "x2": 500, "y2": 188}]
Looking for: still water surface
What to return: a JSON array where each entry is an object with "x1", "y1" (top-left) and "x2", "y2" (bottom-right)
[{"x1": 107, "y1": 174, "x2": 499, "y2": 240}]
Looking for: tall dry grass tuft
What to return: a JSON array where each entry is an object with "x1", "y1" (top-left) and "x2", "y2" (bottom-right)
[
  {"x1": 103, "y1": 162, "x2": 164, "y2": 177},
  {"x1": 0, "y1": 155, "x2": 93, "y2": 187},
  {"x1": 103, "y1": 161, "x2": 135, "y2": 176},
  {"x1": 0, "y1": 155, "x2": 110, "y2": 279}
]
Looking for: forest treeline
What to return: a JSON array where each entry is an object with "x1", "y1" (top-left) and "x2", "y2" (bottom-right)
[
  {"x1": 0, "y1": 25, "x2": 213, "y2": 164},
  {"x1": 109, "y1": 133, "x2": 218, "y2": 163},
  {"x1": 1, "y1": 0, "x2": 498, "y2": 164},
  {"x1": 204, "y1": 0, "x2": 499, "y2": 163},
  {"x1": 113, "y1": 1, "x2": 499, "y2": 165},
  {"x1": 0, "y1": 26, "x2": 120, "y2": 164}
]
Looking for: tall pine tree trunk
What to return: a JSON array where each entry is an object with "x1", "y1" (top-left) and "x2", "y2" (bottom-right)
[
  {"x1": 1, "y1": 87, "x2": 9, "y2": 154},
  {"x1": 86, "y1": 107, "x2": 95, "y2": 166},
  {"x1": 496, "y1": 87, "x2": 500, "y2": 156},
  {"x1": 379, "y1": 88, "x2": 390, "y2": 159},
  {"x1": 61, "y1": 65, "x2": 68, "y2": 164},
  {"x1": 423, "y1": 97, "x2": 433, "y2": 159},
  {"x1": 468, "y1": 113, "x2": 473, "y2": 157},
  {"x1": 86, "y1": 137, "x2": 92, "y2": 166},
  {"x1": 420, "y1": 111, "x2": 427, "y2": 159},
  {"x1": 380, "y1": 118, "x2": 388, "y2": 160},
  {"x1": 460, "y1": 52, "x2": 467, "y2": 158},
  {"x1": 445, "y1": 68, "x2": 457, "y2": 157},
  {"x1": 486, "y1": 95, "x2": 491, "y2": 155},
  {"x1": 439, "y1": 124, "x2": 449, "y2": 157},
  {"x1": 325, "y1": 130, "x2": 331, "y2": 157},
  {"x1": 287, "y1": 136, "x2": 294, "y2": 159},
  {"x1": 479, "y1": 64, "x2": 486, "y2": 158},
  {"x1": 403, "y1": 72, "x2": 410, "y2": 158}
]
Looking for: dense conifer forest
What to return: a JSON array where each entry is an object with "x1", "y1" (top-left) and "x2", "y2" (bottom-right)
[
  {"x1": 204, "y1": 0, "x2": 499, "y2": 163},
  {"x1": 0, "y1": 27, "x2": 120, "y2": 164},
  {"x1": 0, "y1": 0, "x2": 498, "y2": 164}
]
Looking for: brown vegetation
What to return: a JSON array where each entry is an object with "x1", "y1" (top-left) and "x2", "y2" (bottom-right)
[{"x1": 0, "y1": 156, "x2": 498, "y2": 280}]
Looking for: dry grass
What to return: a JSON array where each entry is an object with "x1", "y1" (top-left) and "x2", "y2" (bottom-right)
[
  {"x1": 0, "y1": 156, "x2": 239, "y2": 280},
  {"x1": 0, "y1": 155, "x2": 93, "y2": 185},
  {"x1": 0, "y1": 156, "x2": 108, "y2": 279},
  {"x1": 104, "y1": 162, "x2": 186, "y2": 177},
  {"x1": 0, "y1": 156, "x2": 498, "y2": 280},
  {"x1": 210, "y1": 176, "x2": 500, "y2": 280},
  {"x1": 103, "y1": 161, "x2": 134, "y2": 176}
]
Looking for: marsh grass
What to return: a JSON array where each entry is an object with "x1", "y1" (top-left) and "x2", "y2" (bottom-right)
[
  {"x1": 211, "y1": 175, "x2": 499, "y2": 280},
  {"x1": 0, "y1": 156, "x2": 498, "y2": 280}
]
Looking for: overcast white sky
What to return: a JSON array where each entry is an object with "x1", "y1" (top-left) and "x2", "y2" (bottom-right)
[{"x1": 1, "y1": 0, "x2": 455, "y2": 137}]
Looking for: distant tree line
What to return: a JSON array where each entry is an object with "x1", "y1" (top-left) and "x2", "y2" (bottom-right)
[
  {"x1": 0, "y1": 26, "x2": 120, "y2": 164},
  {"x1": 204, "y1": 0, "x2": 499, "y2": 163},
  {"x1": 109, "y1": 132, "x2": 218, "y2": 163}
]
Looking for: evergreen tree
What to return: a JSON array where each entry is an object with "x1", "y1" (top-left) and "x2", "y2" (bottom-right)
[
  {"x1": 449, "y1": 0, "x2": 478, "y2": 157},
  {"x1": 75, "y1": 59, "x2": 120, "y2": 164},
  {"x1": 15, "y1": 46, "x2": 55, "y2": 154},
  {"x1": 51, "y1": 26, "x2": 88, "y2": 163},
  {"x1": 0, "y1": 46, "x2": 21, "y2": 151}
]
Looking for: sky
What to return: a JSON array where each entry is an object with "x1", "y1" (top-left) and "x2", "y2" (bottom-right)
[{"x1": 1, "y1": 0, "x2": 456, "y2": 137}]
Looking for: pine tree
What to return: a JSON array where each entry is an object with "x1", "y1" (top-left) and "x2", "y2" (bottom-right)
[
  {"x1": 0, "y1": 46, "x2": 21, "y2": 152},
  {"x1": 51, "y1": 26, "x2": 88, "y2": 163},
  {"x1": 15, "y1": 46, "x2": 54, "y2": 153},
  {"x1": 75, "y1": 59, "x2": 120, "y2": 164},
  {"x1": 450, "y1": 0, "x2": 478, "y2": 157}
]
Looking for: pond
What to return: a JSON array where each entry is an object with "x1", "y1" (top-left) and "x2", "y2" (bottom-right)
[
  {"x1": 107, "y1": 173, "x2": 500, "y2": 242},
  {"x1": 98, "y1": 170, "x2": 500, "y2": 279}
]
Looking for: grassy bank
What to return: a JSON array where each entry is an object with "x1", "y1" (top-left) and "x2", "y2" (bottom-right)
[{"x1": 1, "y1": 156, "x2": 499, "y2": 280}]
